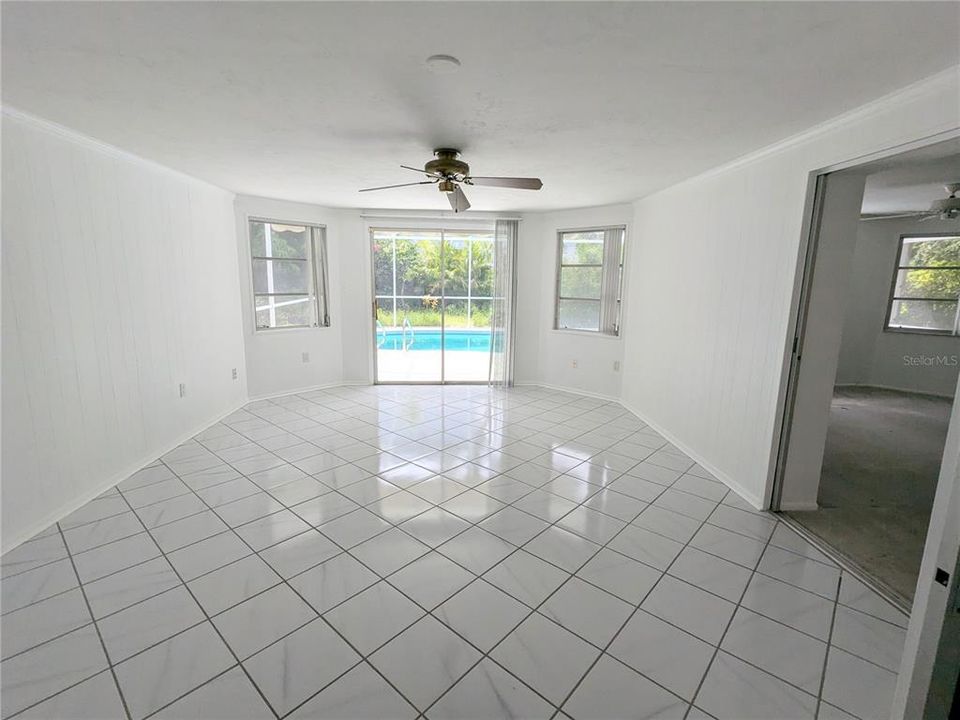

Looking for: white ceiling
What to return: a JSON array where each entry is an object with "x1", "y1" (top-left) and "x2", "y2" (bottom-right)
[{"x1": 3, "y1": 2, "x2": 958, "y2": 212}]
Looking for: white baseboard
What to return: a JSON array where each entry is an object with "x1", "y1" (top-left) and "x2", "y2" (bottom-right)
[
  {"x1": 247, "y1": 380, "x2": 370, "y2": 402},
  {"x1": 513, "y1": 382, "x2": 621, "y2": 404},
  {"x1": 11, "y1": 381, "x2": 379, "y2": 549},
  {"x1": 516, "y1": 384, "x2": 765, "y2": 510},
  {"x1": 778, "y1": 501, "x2": 820, "y2": 512},
  {"x1": 620, "y1": 400, "x2": 766, "y2": 510},
  {"x1": 6, "y1": 398, "x2": 249, "y2": 553},
  {"x1": 834, "y1": 382, "x2": 954, "y2": 400}
]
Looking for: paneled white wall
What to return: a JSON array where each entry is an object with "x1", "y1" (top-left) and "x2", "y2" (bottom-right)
[
  {"x1": 1, "y1": 110, "x2": 246, "y2": 551},
  {"x1": 516, "y1": 205, "x2": 631, "y2": 399},
  {"x1": 622, "y1": 68, "x2": 960, "y2": 508},
  {"x1": 837, "y1": 217, "x2": 960, "y2": 397}
]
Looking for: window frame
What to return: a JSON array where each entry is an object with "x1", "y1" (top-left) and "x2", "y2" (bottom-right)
[
  {"x1": 884, "y1": 233, "x2": 960, "y2": 337},
  {"x1": 248, "y1": 217, "x2": 330, "y2": 332},
  {"x1": 553, "y1": 225, "x2": 626, "y2": 336}
]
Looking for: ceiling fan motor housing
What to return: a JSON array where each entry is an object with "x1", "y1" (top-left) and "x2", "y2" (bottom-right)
[
  {"x1": 425, "y1": 149, "x2": 470, "y2": 180},
  {"x1": 930, "y1": 183, "x2": 960, "y2": 219}
]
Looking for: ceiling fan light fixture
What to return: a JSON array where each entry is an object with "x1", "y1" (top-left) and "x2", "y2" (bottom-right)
[
  {"x1": 358, "y1": 150, "x2": 542, "y2": 213},
  {"x1": 929, "y1": 182, "x2": 960, "y2": 219},
  {"x1": 425, "y1": 54, "x2": 461, "y2": 74}
]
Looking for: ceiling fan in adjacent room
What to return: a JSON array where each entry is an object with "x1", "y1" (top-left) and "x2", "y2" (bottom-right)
[
  {"x1": 864, "y1": 182, "x2": 960, "y2": 221},
  {"x1": 359, "y1": 149, "x2": 543, "y2": 212}
]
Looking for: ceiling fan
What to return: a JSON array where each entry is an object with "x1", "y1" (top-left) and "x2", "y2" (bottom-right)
[
  {"x1": 359, "y1": 148, "x2": 543, "y2": 213},
  {"x1": 864, "y1": 182, "x2": 960, "y2": 222}
]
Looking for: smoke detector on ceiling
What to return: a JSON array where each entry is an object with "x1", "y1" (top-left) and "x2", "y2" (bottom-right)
[{"x1": 425, "y1": 54, "x2": 461, "y2": 74}]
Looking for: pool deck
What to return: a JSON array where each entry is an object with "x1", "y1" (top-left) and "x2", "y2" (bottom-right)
[{"x1": 376, "y1": 349, "x2": 491, "y2": 382}]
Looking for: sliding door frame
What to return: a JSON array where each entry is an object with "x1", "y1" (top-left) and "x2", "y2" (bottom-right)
[{"x1": 369, "y1": 225, "x2": 494, "y2": 385}]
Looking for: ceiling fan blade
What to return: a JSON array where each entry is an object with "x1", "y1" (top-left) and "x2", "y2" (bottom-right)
[
  {"x1": 448, "y1": 185, "x2": 471, "y2": 213},
  {"x1": 466, "y1": 176, "x2": 543, "y2": 190},
  {"x1": 861, "y1": 211, "x2": 927, "y2": 221},
  {"x1": 401, "y1": 164, "x2": 443, "y2": 178},
  {"x1": 359, "y1": 180, "x2": 436, "y2": 193}
]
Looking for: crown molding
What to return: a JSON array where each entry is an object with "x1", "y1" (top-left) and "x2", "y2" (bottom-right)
[
  {"x1": 633, "y1": 65, "x2": 960, "y2": 203},
  {"x1": 2, "y1": 105, "x2": 234, "y2": 196}
]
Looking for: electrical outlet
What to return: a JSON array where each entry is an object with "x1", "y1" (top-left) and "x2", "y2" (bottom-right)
[
  {"x1": 231, "y1": 368, "x2": 238, "y2": 380},
  {"x1": 302, "y1": 352, "x2": 310, "y2": 363},
  {"x1": 178, "y1": 383, "x2": 186, "y2": 398},
  {"x1": 613, "y1": 361, "x2": 621, "y2": 372},
  {"x1": 571, "y1": 359, "x2": 578, "y2": 369}
]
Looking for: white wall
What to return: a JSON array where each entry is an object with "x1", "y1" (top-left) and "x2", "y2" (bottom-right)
[
  {"x1": 517, "y1": 204, "x2": 632, "y2": 399},
  {"x1": 339, "y1": 212, "x2": 372, "y2": 384},
  {"x1": 621, "y1": 68, "x2": 960, "y2": 508},
  {"x1": 837, "y1": 217, "x2": 960, "y2": 397},
  {"x1": 234, "y1": 196, "x2": 371, "y2": 397},
  {"x1": 1, "y1": 109, "x2": 246, "y2": 551}
]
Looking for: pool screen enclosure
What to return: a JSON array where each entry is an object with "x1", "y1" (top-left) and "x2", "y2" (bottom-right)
[{"x1": 371, "y1": 225, "x2": 515, "y2": 384}]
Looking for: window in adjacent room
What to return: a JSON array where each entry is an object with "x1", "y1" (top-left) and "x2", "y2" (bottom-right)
[
  {"x1": 554, "y1": 226, "x2": 626, "y2": 335},
  {"x1": 886, "y1": 234, "x2": 960, "y2": 335},
  {"x1": 249, "y1": 219, "x2": 329, "y2": 330}
]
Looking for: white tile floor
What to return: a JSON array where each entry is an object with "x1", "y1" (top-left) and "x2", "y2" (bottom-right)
[{"x1": 1, "y1": 385, "x2": 910, "y2": 720}]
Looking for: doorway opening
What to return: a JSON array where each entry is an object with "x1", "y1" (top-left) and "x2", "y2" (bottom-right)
[
  {"x1": 773, "y1": 138, "x2": 960, "y2": 607},
  {"x1": 774, "y1": 140, "x2": 960, "y2": 603},
  {"x1": 371, "y1": 227, "x2": 495, "y2": 383},
  {"x1": 771, "y1": 136, "x2": 960, "y2": 719}
]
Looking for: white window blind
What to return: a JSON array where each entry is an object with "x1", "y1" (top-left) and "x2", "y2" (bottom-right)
[
  {"x1": 249, "y1": 219, "x2": 329, "y2": 330},
  {"x1": 555, "y1": 226, "x2": 625, "y2": 335}
]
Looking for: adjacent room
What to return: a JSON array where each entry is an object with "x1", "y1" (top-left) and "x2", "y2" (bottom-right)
[
  {"x1": 2, "y1": 3, "x2": 959, "y2": 720},
  {"x1": 785, "y1": 142, "x2": 960, "y2": 606}
]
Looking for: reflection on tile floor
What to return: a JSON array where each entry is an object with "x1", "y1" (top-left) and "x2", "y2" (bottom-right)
[{"x1": 1, "y1": 385, "x2": 909, "y2": 719}]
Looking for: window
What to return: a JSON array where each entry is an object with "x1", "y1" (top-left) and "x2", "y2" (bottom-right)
[
  {"x1": 886, "y1": 234, "x2": 960, "y2": 335},
  {"x1": 249, "y1": 219, "x2": 329, "y2": 330},
  {"x1": 555, "y1": 226, "x2": 625, "y2": 335}
]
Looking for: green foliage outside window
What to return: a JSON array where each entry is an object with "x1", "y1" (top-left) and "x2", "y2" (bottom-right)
[
  {"x1": 890, "y1": 236, "x2": 960, "y2": 332},
  {"x1": 373, "y1": 232, "x2": 494, "y2": 328},
  {"x1": 900, "y1": 237, "x2": 960, "y2": 297}
]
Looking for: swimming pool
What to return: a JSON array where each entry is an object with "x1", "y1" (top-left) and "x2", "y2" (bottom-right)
[{"x1": 378, "y1": 329, "x2": 491, "y2": 352}]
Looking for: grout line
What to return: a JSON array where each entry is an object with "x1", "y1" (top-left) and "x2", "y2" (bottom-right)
[
  {"x1": 196, "y1": 387, "x2": 656, "y2": 715},
  {"x1": 2, "y1": 386, "x2": 893, "y2": 719},
  {"x1": 147, "y1": 458, "x2": 424, "y2": 718},
  {"x1": 777, "y1": 513, "x2": 912, "y2": 615},
  {"x1": 108, "y1": 483, "x2": 282, "y2": 720},
  {"x1": 684, "y1": 506, "x2": 781, "y2": 717},
  {"x1": 814, "y1": 574, "x2": 844, "y2": 720},
  {"x1": 45, "y1": 524, "x2": 133, "y2": 720},
  {"x1": 545, "y1": 486, "x2": 734, "y2": 719},
  {"x1": 422, "y1": 473, "x2": 689, "y2": 718}
]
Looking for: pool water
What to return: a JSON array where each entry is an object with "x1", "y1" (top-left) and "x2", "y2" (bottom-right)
[{"x1": 378, "y1": 329, "x2": 491, "y2": 352}]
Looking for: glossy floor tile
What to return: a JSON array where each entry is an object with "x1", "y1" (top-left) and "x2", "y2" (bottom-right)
[{"x1": 1, "y1": 385, "x2": 909, "y2": 719}]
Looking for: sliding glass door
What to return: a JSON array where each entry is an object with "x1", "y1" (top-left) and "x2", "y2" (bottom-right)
[
  {"x1": 371, "y1": 228, "x2": 495, "y2": 383},
  {"x1": 441, "y1": 231, "x2": 494, "y2": 382}
]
